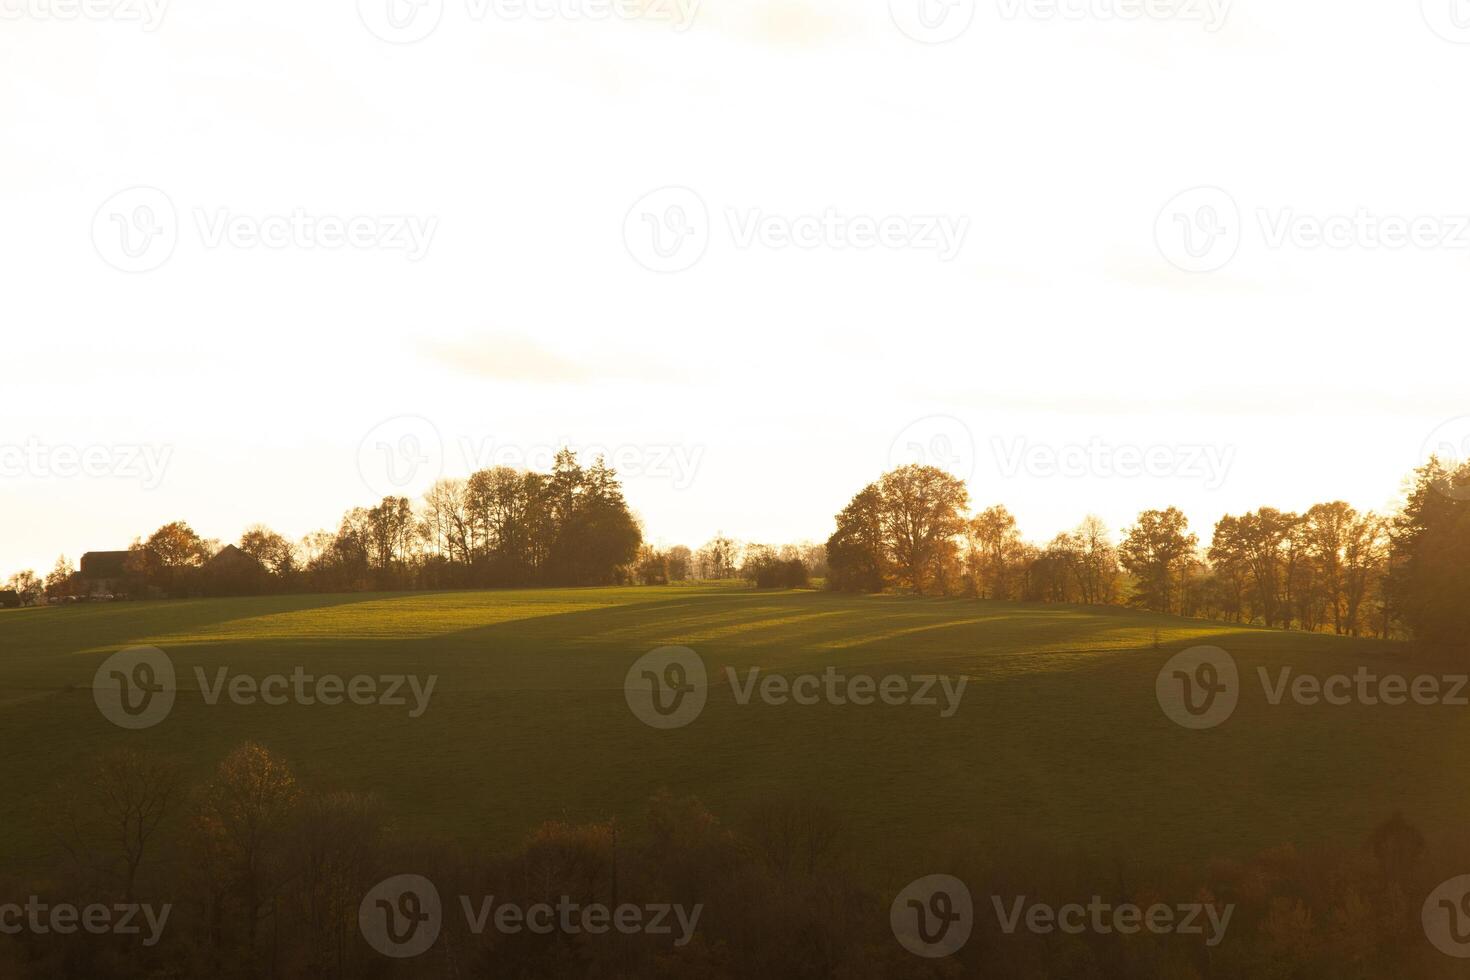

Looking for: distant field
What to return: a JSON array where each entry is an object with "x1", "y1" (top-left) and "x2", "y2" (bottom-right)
[{"x1": 0, "y1": 584, "x2": 1462, "y2": 880}]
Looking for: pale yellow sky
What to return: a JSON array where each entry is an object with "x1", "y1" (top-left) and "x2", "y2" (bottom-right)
[{"x1": 2, "y1": 0, "x2": 1468, "y2": 573}]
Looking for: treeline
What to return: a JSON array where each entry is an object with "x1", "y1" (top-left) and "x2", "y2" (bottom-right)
[
  {"x1": 5, "y1": 450, "x2": 835, "y2": 602},
  {"x1": 20, "y1": 451, "x2": 645, "y2": 599},
  {"x1": 826, "y1": 459, "x2": 1470, "y2": 644},
  {"x1": 14, "y1": 740, "x2": 1465, "y2": 978}
]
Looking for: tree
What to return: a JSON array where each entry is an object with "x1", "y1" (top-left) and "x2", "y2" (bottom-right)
[
  {"x1": 57, "y1": 749, "x2": 180, "y2": 903},
  {"x1": 5, "y1": 569, "x2": 43, "y2": 605},
  {"x1": 239, "y1": 525, "x2": 297, "y2": 579},
  {"x1": 1208, "y1": 508, "x2": 1299, "y2": 628},
  {"x1": 1341, "y1": 510, "x2": 1387, "y2": 637},
  {"x1": 1120, "y1": 508, "x2": 1197, "y2": 614},
  {"x1": 875, "y1": 465, "x2": 968, "y2": 594},
  {"x1": 1073, "y1": 515, "x2": 1120, "y2": 605},
  {"x1": 826, "y1": 486, "x2": 887, "y2": 593},
  {"x1": 635, "y1": 545, "x2": 669, "y2": 585},
  {"x1": 665, "y1": 545, "x2": 693, "y2": 582},
  {"x1": 288, "y1": 792, "x2": 384, "y2": 976},
  {"x1": 45, "y1": 555, "x2": 75, "y2": 597},
  {"x1": 826, "y1": 465, "x2": 968, "y2": 595},
  {"x1": 132, "y1": 521, "x2": 211, "y2": 595},
  {"x1": 697, "y1": 535, "x2": 741, "y2": 580},
  {"x1": 741, "y1": 545, "x2": 810, "y2": 589},
  {"x1": 190, "y1": 742, "x2": 301, "y2": 973},
  {"x1": 966, "y1": 505, "x2": 1024, "y2": 599},
  {"x1": 1387, "y1": 459, "x2": 1470, "y2": 646}
]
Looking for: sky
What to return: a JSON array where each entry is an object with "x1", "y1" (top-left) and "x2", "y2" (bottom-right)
[{"x1": 2, "y1": 0, "x2": 1469, "y2": 574}]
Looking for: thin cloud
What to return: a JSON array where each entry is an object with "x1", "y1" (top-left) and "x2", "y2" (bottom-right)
[{"x1": 421, "y1": 334, "x2": 668, "y2": 385}]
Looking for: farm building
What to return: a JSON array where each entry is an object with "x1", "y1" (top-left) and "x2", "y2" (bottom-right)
[{"x1": 78, "y1": 550, "x2": 132, "y2": 596}]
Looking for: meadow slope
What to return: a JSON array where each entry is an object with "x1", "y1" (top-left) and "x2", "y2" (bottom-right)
[{"x1": 0, "y1": 584, "x2": 1460, "y2": 882}]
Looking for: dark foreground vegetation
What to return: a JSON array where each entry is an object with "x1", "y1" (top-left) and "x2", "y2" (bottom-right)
[{"x1": 10, "y1": 740, "x2": 1467, "y2": 979}]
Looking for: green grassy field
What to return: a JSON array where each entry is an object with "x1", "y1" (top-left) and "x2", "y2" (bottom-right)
[{"x1": 1, "y1": 584, "x2": 1463, "y2": 881}]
